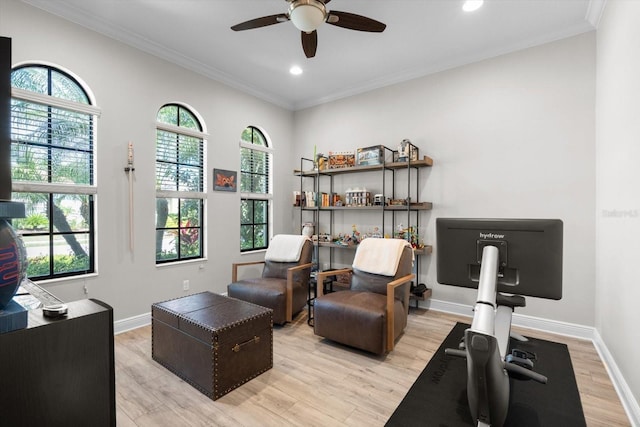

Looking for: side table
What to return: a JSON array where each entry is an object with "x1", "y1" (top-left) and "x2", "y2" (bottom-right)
[
  {"x1": 409, "y1": 288, "x2": 433, "y2": 308},
  {"x1": 307, "y1": 272, "x2": 335, "y2": 326}
]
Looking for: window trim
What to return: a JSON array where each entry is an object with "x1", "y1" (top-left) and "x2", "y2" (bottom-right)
[
  {"x1": 238, "y1": 140, "x2": 273, "y2": 153},
  {"x1": 13, "y1": 182, "x2": 97, "y2": 195},
  {"x1": 11, "y1": 87, "x2": 102, "y2": 117},
  {"x1": 155, "y1": 197, "x2": 205, "y2": 264},
  {"x1": 240, "y1": 198, "x2": 270, "y2": 252},
  {"x1": 155, "y1": 103, "x2": 207, "y2": 264},
  {"x1": 156, "y1": 190, "x2": 206, "y2": 200},
  {"x1": 239, "y1": 192, "x2": 270, "y2": 201},
  {"x1": 11, "y1": 64, "x2": 98, "y2": 280},
  {"x1": 239, "y1": 126, "x2": 272, "y2": 252},
  {"x1": 156, "y1": 121, "x2": 208, "y2": 140}
]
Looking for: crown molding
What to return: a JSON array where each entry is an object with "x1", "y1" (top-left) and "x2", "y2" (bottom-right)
[
  {"x1": 585, "y1": 0, "x2": 607, "y2": 28},
  {"x1": 21, "y1": 0, "x2": 294, "y2": 110},
  {"x1": 21, "y1": 0, "x2": 601, "y2": 112},
  {"x1": 293, "y1": 22, "x2": 595, "y2": 110}
]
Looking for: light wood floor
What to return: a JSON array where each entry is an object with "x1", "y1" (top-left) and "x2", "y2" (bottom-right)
[{"x1": 115, "y1": 308, "x2": 630, "y2": 426}]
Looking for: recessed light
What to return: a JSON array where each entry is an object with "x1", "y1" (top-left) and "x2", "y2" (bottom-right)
[
  {"x1": 289, "y1": 65, "x2": 303, "y2": 76},
  {"x1": 462, "y1": 0, "x2": 483, "y2": 12}
]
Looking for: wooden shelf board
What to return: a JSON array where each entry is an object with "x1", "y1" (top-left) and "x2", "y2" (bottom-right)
[
  {"x1": 385, "y1": 202, "x2": 433, "y2": 211},
  {"x1": 315, "y1": 242, "x2": 432, "y2": 256},
  {"x1": 296, "y1": 202, "x2": 433, "y2": 211},
  {"x1": 293, "y1": 155, "x2": 433, "y2": 176}
]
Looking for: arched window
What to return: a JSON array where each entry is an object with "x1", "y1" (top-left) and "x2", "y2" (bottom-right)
[
  {"x1": 155, "y1": 104, "x2": 206, "y2": 263},
  {"x1": 10, "y1": 64, "x2": 100, "y2": 280},
  {"x1": 240, "y1": 126, "x2": 271, "y2": 251}
]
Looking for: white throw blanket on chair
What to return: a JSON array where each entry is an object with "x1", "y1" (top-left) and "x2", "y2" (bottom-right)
[
  {"x1": 352, "y1": 238, "x2": 412, "y2": 276},
  {"x1": 264, "y1": 234, "x2": 310, "y2": 262}
]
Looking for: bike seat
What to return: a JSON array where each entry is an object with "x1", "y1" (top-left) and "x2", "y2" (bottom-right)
[{"x1": 496, "y1": 293, "x2": 526, "y2": 308}]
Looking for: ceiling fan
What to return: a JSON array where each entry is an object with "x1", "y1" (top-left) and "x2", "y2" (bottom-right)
[{"x1": 230, "y1": 0, "x2": 386, "y2": 58}]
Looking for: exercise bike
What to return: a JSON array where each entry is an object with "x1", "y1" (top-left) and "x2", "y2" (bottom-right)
[
  {"x1": 436, "y1": 218, "x2": 563, "y2": 427},
  {"x1": 445, "y1": 245, "x2": 548, "y2": 426}
]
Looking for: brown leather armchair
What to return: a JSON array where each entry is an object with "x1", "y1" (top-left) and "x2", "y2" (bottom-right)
[
  {"x1": 228, "y1": 235, "x2": 313, "y2": 325},
  {"x1": 313, "y1": 239, "x2": 414, "y2": 355}
]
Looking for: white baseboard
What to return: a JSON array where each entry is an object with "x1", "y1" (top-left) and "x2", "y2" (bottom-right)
[
  {"x1": 421, "y1": 298, "x2": 638, "y2": 426},
  {"x1": 424, "y1": 298, "x2": 595, "y2": 338},
  {"x1": 510, "y1": 312, "x2": 595, "y2": 340},
  {"x1": 113, "y1": 292, "x2": 230, "y2": 334},
  {"x1": 114, "y1": 312, "x2": 150, "y2": 335},
  {"x1": 592, "y1": 330, "x2": 640, "y2": 427}
]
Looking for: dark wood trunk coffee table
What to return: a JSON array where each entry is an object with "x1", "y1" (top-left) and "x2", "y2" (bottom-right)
[{"x1": 152, "y1": 292, "x2": 273, "y2": 400}]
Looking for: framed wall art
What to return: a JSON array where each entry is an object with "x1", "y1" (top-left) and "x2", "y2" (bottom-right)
[{"x1": 213, "y1": 168, "x2": 237, "y2": 192}]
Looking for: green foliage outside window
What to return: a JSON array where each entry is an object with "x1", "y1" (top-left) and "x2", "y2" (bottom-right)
[
  {"x1": 10, "y1": 65, "x2": 95, "y2": 280},
  {"x1": 240, "y1": 126, "x2": 270, "y2": 252},
  {"x1": 155, "y1": 198, "x2": 203, "y2": 262},
  {"x1": 155, "y1": 104, "x2": 204, "y2": 263},
  {"x1": 240, "y1": 199, "x2": 268, "y2": 251}
]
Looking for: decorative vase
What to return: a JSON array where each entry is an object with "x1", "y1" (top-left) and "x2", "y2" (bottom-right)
[
  {"x1": 302, "y1": 222, "x2": 314, "y2": 238},
  {"x1": 0, "y1": 219, "x2": 28, "y2": 309}
]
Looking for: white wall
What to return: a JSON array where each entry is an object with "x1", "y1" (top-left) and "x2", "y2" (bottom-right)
[
  {"x1": 293, "y1": 33, "x2": 596, "y2": 326},
  {"x1": 1, "y1": 0, "x2": 295, "y2": 321},
  {"x1": 1, "y1": 1, "x2": 599, "y2": 327},
  {"x1": 4, "y1": 0, "x2": 637, "y2": 419},
  {"x1": 596, "y1": 0, "x2": 640, "y2": 416}
]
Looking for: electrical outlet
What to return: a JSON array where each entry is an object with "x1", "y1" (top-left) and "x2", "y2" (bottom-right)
[{"x1": 183, "y1": 280, "x2": 190, "y2": 291}]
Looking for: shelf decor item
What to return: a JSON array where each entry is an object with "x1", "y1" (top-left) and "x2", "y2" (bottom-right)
[
  {"x1": 302, "y1": 222, "x2": 315, "y2": 238},
  {"x1": 389, "y1": 198, "x2": 408, "y2": 206},
  {"x1": 328, "y1": 151, "x2": 355, "y2": 169},
  {"x1": 0, "y1": 220, "x2": 27, "y2": 308},
  {"x1": 0, "y1": 37, "x2": 28, "y2": 310},
  {"x1": 316, "y1": 153, "x2": 327, "y2": 170},
  {"x1": 345, "y1": 188, "x2": 371, "y2": 206},
  {"x1": 356, "y1": 145, "x2": 387, "y2": 166},
  {"x1": 395, "y1": 139, "x2": 419, "y2": 162},
  {"x1": 303, "y1": 191, "x2": 317, "y2": 208}
]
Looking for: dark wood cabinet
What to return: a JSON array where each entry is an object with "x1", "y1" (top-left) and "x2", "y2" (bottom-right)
[{"x1": 0, "y1": 298, "x2": 116, "y2": 426}]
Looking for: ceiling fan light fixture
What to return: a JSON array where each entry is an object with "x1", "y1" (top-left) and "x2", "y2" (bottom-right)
[
  {"x1": 289, "y1": 0, "x2": 326, "y2": 32},
  {"x1": 462, "y1": 0, "x2": 484, "y2": 12}
]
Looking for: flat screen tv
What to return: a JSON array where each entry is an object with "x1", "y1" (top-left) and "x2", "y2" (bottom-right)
[{"x1": 436, "y1": 218, "x2": 563, "y2": 300}]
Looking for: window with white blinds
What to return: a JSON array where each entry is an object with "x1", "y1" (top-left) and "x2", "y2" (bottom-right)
[
  {"x1": 155, "y1": 104, "x2": 206, "y2": 263},
  {"x1": 240, "y1": 126, "x2": 271, "y2": 252},
  {"x1": 10, "y1": 65, "x2": 98, "y2": 280},
  {"x1": 11, "y1": 99, "x2": 94, "y2": 185}
]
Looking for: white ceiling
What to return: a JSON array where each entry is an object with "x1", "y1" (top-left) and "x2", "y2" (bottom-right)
[{"x1": 22, "y1": 0, "x2": 604, "y2": 111}]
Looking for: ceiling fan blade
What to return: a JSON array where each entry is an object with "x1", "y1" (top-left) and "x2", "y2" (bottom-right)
[
  {"x1": 301, "y1": 31, "x2": 318, "y2": 58},
  {"x1": 231, "y1": 14, "x2": 289, "y2": 31},
  {"x1": 326, "y1": 11, "x2": 386, "y2": 32}
]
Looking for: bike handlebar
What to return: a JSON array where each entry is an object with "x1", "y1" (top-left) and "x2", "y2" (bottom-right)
[
  {"x1": 444, "y1": 347, "x2": 548, "y2": 384},
  {"x1": 445, "y1": 348, "x2": 467, "y2": 358},
  {"x1": 504, "y1": 362, "x2": 547, "y2": 384}
]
